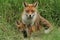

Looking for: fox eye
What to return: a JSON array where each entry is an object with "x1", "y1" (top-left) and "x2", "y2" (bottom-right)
[
  {"x1": 26, "y1": 10, "x2": 29, "y2": 13},
  {"x1": 31, "y1": 10, "x2": 35, "y2": 13}
]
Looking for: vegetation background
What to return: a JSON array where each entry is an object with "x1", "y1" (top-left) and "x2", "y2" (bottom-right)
[{"x1": 0, "y1": 0, "x2": 60, "y2": 40}]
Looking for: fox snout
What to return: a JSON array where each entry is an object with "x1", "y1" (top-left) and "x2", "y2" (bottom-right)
[
  {"x1": 26, "y1": 14, "x2": 35, "y2": 19},
  {"x1": 28, "y1": 14, "x2": 31, "y2": 18}
]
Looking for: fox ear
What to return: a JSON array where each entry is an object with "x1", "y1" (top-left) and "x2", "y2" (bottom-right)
[
  {"x1": 23, "y1": 2, "x2": 28, "y2": 7},
  {"x1": 33, "y1": 2, "x2": 38, "y2": 7}
]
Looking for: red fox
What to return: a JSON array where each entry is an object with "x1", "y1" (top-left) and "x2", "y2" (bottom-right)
[
  {"x1": 22, "y1": 2, "x2": 52, "y2": 33},
  {"x1": 16, "y1": 2, "x2": 53, "y2": 38}
]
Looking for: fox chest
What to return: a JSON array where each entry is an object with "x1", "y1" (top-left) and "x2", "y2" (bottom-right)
[{"x1": 23, "y1": 18, "x2": 32, "y2": 25}]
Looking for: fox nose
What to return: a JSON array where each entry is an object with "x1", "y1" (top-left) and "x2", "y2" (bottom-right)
[{"x1": 29, "y1": 15, "x2": 31, "y2": 17}]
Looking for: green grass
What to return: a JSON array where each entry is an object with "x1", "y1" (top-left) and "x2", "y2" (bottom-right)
[
  {"x1": 0, "y1": 22, "x2": 60, "y2": 40},
  {"x1": 0, "y1": 0, "x2": 60, "y2": 40}
]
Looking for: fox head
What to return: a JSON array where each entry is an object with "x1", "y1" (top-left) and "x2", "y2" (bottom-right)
[{"x1": 23, "y1": 2, "x2": 38, "y2": 19}]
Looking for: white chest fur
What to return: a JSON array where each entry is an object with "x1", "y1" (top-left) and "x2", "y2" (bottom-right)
[{"x1": 22, "y1": 13, "x2": 37, "y2": 25}]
